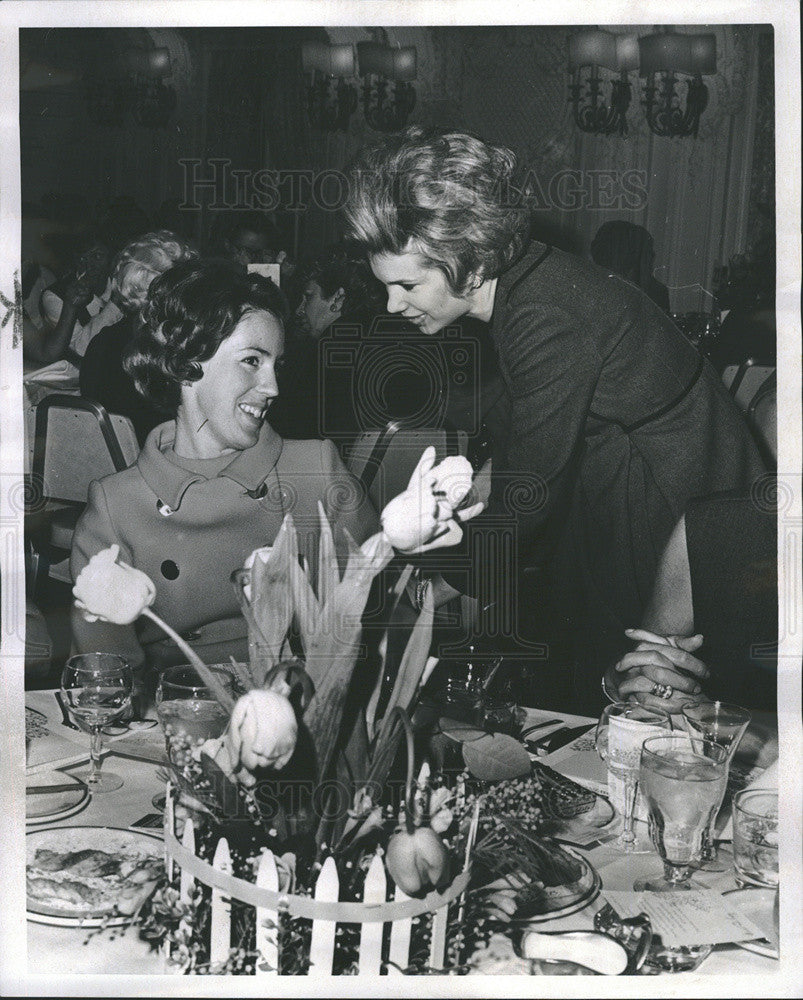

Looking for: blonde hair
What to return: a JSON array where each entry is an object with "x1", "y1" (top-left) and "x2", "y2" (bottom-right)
[
  {"x1": 111, "y1": 230, "x2": 197, "y2": 312},
  {"x1": 343, "y1": 126, "x2": 531, "y2": 293}
]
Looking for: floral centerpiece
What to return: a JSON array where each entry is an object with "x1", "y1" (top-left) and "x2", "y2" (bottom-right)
[{"x1": 73, "y1": 448, "x2": 609, "y2": 975}]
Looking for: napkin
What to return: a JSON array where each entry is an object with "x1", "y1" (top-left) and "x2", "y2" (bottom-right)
[{"x1": 718, "y1": 759, "x2": 778, "y2": 840}]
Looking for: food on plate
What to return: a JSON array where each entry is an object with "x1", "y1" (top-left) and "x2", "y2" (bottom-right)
[{"x1": 26, "y1": 838, "x2": 163, "y2": 917}]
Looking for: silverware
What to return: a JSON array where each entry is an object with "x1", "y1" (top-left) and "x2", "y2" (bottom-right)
[
  {"x1": 540, "y1": 723, "x2": 596, "y2": 754},
  {"x1": 26, "y1": 783, "x2": 84, "y2": 795},
  {"x1": 54, "y1": 691, "x2": 79, "y2": 731},
  {"x1": 520, "y1": 718, "x2": 563, "y2": 740}
]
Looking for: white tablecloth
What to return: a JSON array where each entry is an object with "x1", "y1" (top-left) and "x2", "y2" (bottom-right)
[{"x1": 24, "y1": 693, "x2": 781, "y2": 978}]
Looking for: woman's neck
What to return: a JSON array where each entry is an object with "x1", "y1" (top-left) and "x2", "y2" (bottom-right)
[
  {"x1": 468, "y1": 277, "x2": 499, "y2": 323},
  {"x1": 173, "y1": 409, "x2": 234, "y2": 460}
]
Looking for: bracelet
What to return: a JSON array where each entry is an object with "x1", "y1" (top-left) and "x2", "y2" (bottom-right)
[
  {"x1": 414, "y1": 576, "x2": 432, "y2": 612},
  {"x1": 601, "y1": 673, "x2": 617, "y2": 704}
]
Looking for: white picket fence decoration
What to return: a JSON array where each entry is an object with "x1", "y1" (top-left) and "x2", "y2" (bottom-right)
[{"x1": 162, "y1": 784, "x2": 470, "y2": 976}]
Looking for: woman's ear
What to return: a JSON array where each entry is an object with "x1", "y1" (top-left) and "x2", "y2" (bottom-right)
[{"x1": 331, "y1": 287, "x2": 346, "y2": 313}]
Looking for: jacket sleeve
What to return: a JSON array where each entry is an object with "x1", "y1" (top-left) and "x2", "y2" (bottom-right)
[{"x1": 69, "y1": 479, "x2": 147, "y2": 672}]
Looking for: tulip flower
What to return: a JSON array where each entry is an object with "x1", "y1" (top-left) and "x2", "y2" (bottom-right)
[
  {"x1": 73, "y1": 544, "x2": 156, "y2": 624},
  {"x1": 380, "y1": 448, "x2": 484, "y2": 554},
  {"x1": 228, "y1": 688, "x2": 298, "y2": 772}
]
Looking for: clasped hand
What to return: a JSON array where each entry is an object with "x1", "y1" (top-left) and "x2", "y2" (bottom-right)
[{"x1": 606, "y1": 628, "x2": 710, "y2": 712}]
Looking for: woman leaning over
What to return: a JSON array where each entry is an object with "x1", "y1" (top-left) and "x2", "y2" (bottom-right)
[{"x1": 343, "y1": 127, "x2": 765, "y2": 712}]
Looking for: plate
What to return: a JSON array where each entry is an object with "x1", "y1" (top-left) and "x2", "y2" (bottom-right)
[
  {"x1": 512, "y1": 846, "x2": 602, "y2": 923},
  {"x1": 26, "y1": 770, "x2": 89, "y2": 825},
  {"x1": 723, "y1": 887, "x2": 779, "y2": 959},
  {"x1": 27, "y1": 826, "x2": 163, "y2": 927}
]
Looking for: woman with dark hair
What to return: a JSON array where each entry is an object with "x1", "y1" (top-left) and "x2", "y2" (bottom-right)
[
  {"x1": 70, "y1": 259, "x2": 381, "y2": 691},
  {"x1": 343, "y1": 126, "x2": 765, "y2": 712}
]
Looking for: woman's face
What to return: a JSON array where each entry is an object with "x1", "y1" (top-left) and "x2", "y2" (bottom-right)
[
  {"x1": 178, "y1": 309, "x2": 284, "y2": 457},
  {"x1": 369, "y1": 249, "x2": 472, "y2": 336},
  {"x1": 295, "y1": 279, "x2": 340, "y2": 339}
]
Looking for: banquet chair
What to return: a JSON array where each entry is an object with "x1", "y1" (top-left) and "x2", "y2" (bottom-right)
[
  {"x1": 747, "y1": 369, "x2": 777, "y2": 467},
  {"x1": 27, "y1": 394, "x2": 139, "y2": 601},
  {"x1": 723, "y1": 358, "x2": 776, "y2": 413},
  {"x1": 346, "y1": 420, "x2": 476, "y2": 641},
  {"x1": 346, "y1": 420, "x2": 468, "y2": 512}
]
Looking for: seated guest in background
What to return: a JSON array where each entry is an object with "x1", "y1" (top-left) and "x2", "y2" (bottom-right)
[
  {"x1": 71, "y1": 260, "x2": 380, "y2": 702},
  {"x1": 590, "y1": 220, "x2": 672, "y2": 314},
  {"x1": 602, "y1": 488, "x2": 777, "y2": 712},
  {"x1": 207, "y1": 208, "x2": 296, "y2": 287},
  {"x1": 80, "y1": 230, "x2": 198, "y2": 444},
  {"x1": 268, "y1": 244, "x2": 385, "y2": 448},
  {"x1": 26, "y1": 234, "x2": 121, "y2": 366}
]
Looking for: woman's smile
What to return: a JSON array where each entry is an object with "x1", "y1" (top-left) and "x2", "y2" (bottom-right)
[{"x1": 175, "y1": 309, "x2": 284, "y2": 459}]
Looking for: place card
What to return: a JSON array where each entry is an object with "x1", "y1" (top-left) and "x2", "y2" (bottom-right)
[{"x1": 602, "y1": 889, "x2": 767, "y2": 947}]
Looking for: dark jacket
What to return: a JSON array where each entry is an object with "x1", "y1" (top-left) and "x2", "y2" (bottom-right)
[
  {"x1": 79, "y1": 315, "x2": 164, "y2": 445},
  {"x1": 462, "y1": 242, "x2": 765, "y2": 706}
]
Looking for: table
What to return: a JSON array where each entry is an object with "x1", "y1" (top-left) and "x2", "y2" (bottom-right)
[{"x1": 24, "y1": 692, "x2": 781, "y2": 977}]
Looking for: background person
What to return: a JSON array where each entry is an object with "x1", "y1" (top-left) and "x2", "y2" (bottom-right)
[
  {"x1": 79, "y1": 230, "x2": 198, "y2": 443},
  {"x1": 590, "y1": 219, "x2": 672, "y2": 313}
]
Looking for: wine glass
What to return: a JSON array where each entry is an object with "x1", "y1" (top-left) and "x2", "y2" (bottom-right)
[
  {"x1": 595, "y1": 703, "x2": 672, "y2": 852},
  {"x1": 681, "y1": 700, "x2": 751, "y2": 870},
  {"x1": 155, "y1": 665, "x2": 232, "y2": 768},
  {"x1": 636, "y1": 733, "x2": 728, "y2": 891},
  {"x1": 60, "y1": 652, "x2": 133, "y2": 793}
]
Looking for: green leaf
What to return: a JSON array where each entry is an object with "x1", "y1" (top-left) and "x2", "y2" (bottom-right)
[{"x1": 462, "y1": 733, "x2": 532, "y2": 781}]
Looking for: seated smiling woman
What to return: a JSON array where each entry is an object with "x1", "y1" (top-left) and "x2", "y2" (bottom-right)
[{"x1": 69, "y1": 259, "x2": 382, "y2": 704}]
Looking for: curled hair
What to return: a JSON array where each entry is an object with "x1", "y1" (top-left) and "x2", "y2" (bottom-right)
[
  {"x1": 111, "y1": 230, "x2": 197, "y2": 312},
  {"x1": 343, "y1": 126, "x2": 532, "y2": 293},
  {"x1": 124, "y1": 259, "x2": 289, "y2": 413}
]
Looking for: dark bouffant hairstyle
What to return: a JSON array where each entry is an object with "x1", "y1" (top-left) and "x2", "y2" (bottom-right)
[
  {"x1": 343, "y1": 126, "x2": 532, "y2": 294},
  {"x1": 302, "y1": 243, "x2": 385, "y2": 318},
  {"x1": 124, "y1": 258, "x2": 289, "y2": 414}
]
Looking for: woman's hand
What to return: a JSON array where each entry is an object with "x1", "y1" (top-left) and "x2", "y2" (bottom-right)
[
  {"x1": 380, "y1": 447, "x2": 484, "y2": 554},
  {"x1": 605, "y1": 632, "x2": 710, "y2": 713}
]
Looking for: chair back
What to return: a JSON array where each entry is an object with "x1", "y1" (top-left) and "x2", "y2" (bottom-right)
[
  {"x1": 747, "y1": 370, "x2": 777, "y2": 467},
  {"x1": 346, "y1": 421, "x2": 468, "y2": 512},
  {"x1": 32, "y1": 394, "x2": 139, "y2": 504},
  {"x1": 726, "y1": 359, "x2": 776, "y2": 412}
]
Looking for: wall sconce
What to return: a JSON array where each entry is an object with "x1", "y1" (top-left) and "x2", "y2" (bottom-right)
[
  {"x1": 639, "y1": 32, "x2": 717, "y2": 137},
  {"x1": 357, "y1": 40, "x2": 417, "y2": 132},
  {"x1": 568, "y1": 28, "x2": 716, "y2": 138},
  {"x1": 302, "y1": 41, "x2": 358, "y2": 132},
  {"x1": 568, "y1": 29, "x2": 638, "y2": 136}
]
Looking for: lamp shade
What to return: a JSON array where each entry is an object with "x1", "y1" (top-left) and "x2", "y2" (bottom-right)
[
  {"x1": 145, "y1": 47, "x2": 172, "y2": 78},
  {"x1": 615, "y1": 34, "x2": 640, "y2": 72},
  {"x1": 328, "y1": 43, "x2": 355, "y2": 78},
  {"x1": 302, "y1": 41, "x2": 330, "y2": 74},
  {"x1": 568, "y1": 29, "x2": 618, "y2": 71},
  {"x1": 689, "y1": 33, "x2": 717, "y2": 75},
  {"x1": 639, "y1": 33, "x2": 694, "y2": 75},
  {"x1": 391, "y1": 46, "x2": 417, "y2": 82}
]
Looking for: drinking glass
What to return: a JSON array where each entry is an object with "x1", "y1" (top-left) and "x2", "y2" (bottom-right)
[
  {"x1": 595, "y1": 703, "x2": 672, "y2": 852},
  {"x1": 156, "y1": 665, "x2": 232, "y2": 768},
  {"x1": 732, "y1": 789, "x2": 779, "y2": 888},
  {"x1": 60, "y1": 652, "x2": 133, "y2": 793},
  {"x1": 681, "y1": 700, "x2": 751, "y2": 869},
  {"x1": 636, "y1": 734, "x2": 728, "y2": 891}
]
